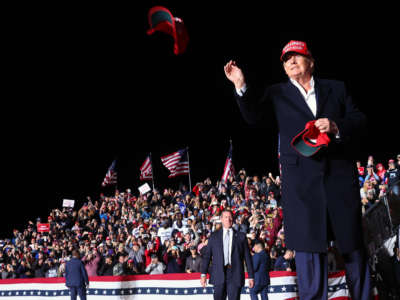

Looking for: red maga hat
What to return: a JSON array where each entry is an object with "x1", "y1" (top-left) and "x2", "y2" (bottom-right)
[
  {"x1": 147, "y1": 6, "x2": 189, "y2": 55},
  {"x1": 281, "y1": 40, "x2": 312, "y2": 61},
  {"x1": 291, "y1": 121, "x2": 330, "y2": 157}
]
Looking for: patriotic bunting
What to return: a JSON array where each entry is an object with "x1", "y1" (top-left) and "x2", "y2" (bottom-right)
[
  {"x1": 268, "y1": 271, "x2": 351, "y2": 300},
  {"x1": 0, "y1": 271, "x2": 378, "y2": 300}
]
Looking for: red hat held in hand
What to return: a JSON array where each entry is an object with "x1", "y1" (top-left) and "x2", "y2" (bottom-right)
[{"x1": 291, "y1": 121, "x2": 331, "y2": 157}]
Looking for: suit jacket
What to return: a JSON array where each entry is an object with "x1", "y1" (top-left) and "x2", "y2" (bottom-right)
[
  {"x1": 252, "y1": 250, "x2": 270, "y2": 286},
  {"x1": 65, "y1": 258, "x2": 89, "y2": 288},
  {"x1": 200, "y1": 228, "x2": 254, "y2": 287},
  {"x1": 236, "y1": 78, "x2": 366, "y2": 253},
  {"x1": 273, "y1": 256, "x2": 292, "y2": 271}
]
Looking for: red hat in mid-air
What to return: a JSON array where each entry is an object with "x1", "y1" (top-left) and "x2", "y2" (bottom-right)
[{"x1": 147, "y1": 6, "x2": 189, "y2": 55}]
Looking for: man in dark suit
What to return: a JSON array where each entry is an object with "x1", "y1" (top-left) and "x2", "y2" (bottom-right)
[
  {"x1": 250, "y1": 240, "x2": 270, "y2": 300},
  {"x1": 224, "y1": 40, "x2": 371, "y2": 300},
  {"x1": 273, "y1": 249, "x2": 295, "y2": 272},
  {"x1": 65, "y1": 250, "x2": 89, "y2": 300},
  {"x1": 200, "y1": 209, "x2": 254, "y2": 300}
]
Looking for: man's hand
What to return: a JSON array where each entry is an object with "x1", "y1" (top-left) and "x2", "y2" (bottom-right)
[
  {"x1": 200, "y1": 276, "x2": 207, "y2": 287},
  {"x1": 315, "y1": 118, "x2": 338, "y2": 135},
  {"x1": 224, "y1": 60, "x2": 246, "y2": 90},
  {"x1": 248, "y1": 278, "x2": 255, "y2": 289}
]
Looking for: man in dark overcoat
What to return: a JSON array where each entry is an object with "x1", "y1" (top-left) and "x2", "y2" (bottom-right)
[{"x1": 224, "y1": 40, "x2": 371, "y2": 300}]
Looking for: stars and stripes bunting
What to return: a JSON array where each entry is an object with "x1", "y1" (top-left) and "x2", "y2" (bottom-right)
[
  {"x1": 0, "y1": 272, "x2": 378, "y2": 299},
  {"x1": 101, "y1": 160, "x2": 117, "y2": 187},
  {"x1": 140, "y1": 154, "x2": 153, "y2": 181},
  {"x1": 268, "y1": 270, "x2": 352, "y2": 300},
  {"x1": 221, "y1": 142, "x2": 235, "y2": 183},
  {"x1": 161, "y1": 148, "x2": 190, "y2": 178}
]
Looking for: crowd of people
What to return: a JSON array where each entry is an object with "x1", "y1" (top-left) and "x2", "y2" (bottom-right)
[
  {"x1": 358, "y1": 155, "x2": 400, "y2": 213},
  {"x1": 1, "y1": 154, "x2": 399, "y2": 280}
]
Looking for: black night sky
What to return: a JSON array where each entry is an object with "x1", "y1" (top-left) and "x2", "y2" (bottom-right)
[{"x1": 2, "y1": 3, "x2": 399, "y2": 236}]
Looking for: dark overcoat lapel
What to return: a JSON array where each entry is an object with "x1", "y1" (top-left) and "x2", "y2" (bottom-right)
[
  {"x1": 315, "y1": 78, "x2": 332, "y2": 118},
  {"x1": 285, "y1": 81, "x2": 315, "y2": 120}
]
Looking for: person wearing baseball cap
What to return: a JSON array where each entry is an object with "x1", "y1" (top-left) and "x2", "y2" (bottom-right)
[
  {"x1": 145, "y1": 253, "x2": 165, "y2": 275},
  {"x1": 224, "y1": 40, "x2": 370, "y2": 300},
  {"x1": 185, "y1": 245, "x2": 202, "y2": 273}
]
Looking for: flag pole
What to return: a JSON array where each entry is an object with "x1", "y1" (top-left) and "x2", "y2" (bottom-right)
[
  {"x1": 186, "y1": 147, "x2": 192, "y2": 192},
  {"x1": 229, "y1": 138, "x2": 234, "y2": 185},
  {"x1": 114, "y1": 158, "x2": 118, "y2": 196},
  {"x1": 231, "y1": 138, "x2": 235, "y2": 178},
  {"x1": 150, "y1": 152, "x2": 156, "y2": 191},
  {"x1": 230, "y1": 138, "x2": 233, "y2": 172}
]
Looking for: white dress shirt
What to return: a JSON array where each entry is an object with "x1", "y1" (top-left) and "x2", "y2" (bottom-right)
[
  {"x1": 289, "y1": 76, "x2": 317, "y2": 117},
  {"x1": 236, "y1": 77, "x2": 317, "y2": 117}
]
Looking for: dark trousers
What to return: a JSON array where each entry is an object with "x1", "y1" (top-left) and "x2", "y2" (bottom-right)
[
  {"x1": 213, "y1": 266, "x2": 242, "y2": 300},
  {"x1": 250, "y1": 284, "x2": 269, "y2": 300},
  {"x1": 295, "y1": 249, "x2": 371, "y2": 300},
  {"x1": 69, "y1": 286, "x2": 87, "y2": 300}
]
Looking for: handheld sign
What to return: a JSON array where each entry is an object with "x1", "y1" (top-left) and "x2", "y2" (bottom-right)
[
  {"x1": 138, "y1": 183, "x2": 152, "y2": 195},
  {"x1": 63, "y1": 199, "x2": 75, "y2": 208},
  {"x1": 37, "y1": 223, "x2": 50, "y2": 232}
]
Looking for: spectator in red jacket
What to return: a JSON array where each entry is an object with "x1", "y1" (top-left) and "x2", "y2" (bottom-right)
[
  {"x1": 376, "y1": 163, "x2": 386, "y2": 181},
  {"x1": 144, "y1": 237, "x2": 160, "y2": 267}
]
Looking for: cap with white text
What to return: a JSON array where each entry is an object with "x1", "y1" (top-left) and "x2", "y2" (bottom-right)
[{"x1": 281, "y1": 40, "x2": 312, "y2": 61}]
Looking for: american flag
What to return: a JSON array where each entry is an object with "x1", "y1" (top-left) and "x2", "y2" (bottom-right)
[
  {"x1": 140, "y1": 154, "x2": 153, "y2": 181},
  {"x1": 101, "y1": 160, "x2": 117, "y2": 187},
  {"x1": 161, "y1": 148, "x2": 190, "y2": 178},
  {"x1": 221, "y1": 143, "x2": 235, "y2": 183}
]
